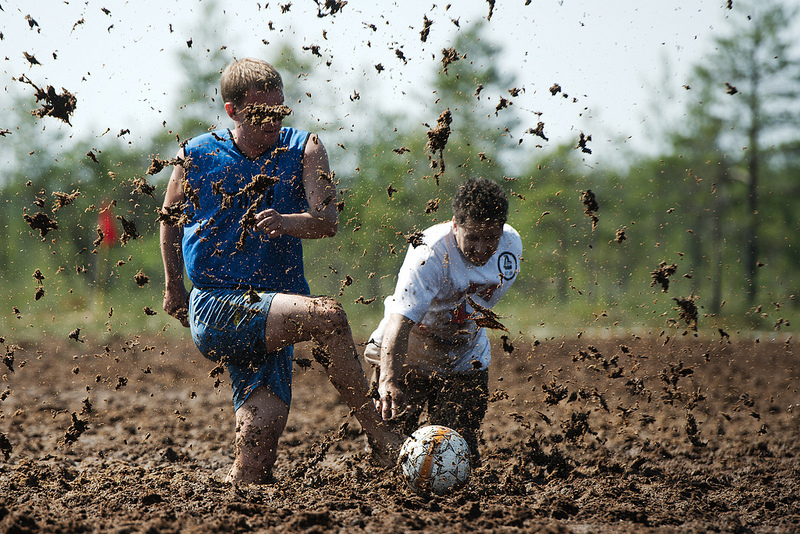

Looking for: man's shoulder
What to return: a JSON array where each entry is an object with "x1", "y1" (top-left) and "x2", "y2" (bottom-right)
[
  {"x1": 503, "y1": 223, "x2": 520, "y2": 237},
  {"x1": 281, "y1": 126, "x2": 311, "y2": 137},
  {"x1": 503, "y1": 224, "x2": 523, "y2": 249},
  {"x1": 281, "y1": 127, "x2": 312, "y2": 149},
  {"x1": 399, "y1": 223, "x2": 450, "y2": 275},
  {"x1": 420, "y1": 222, "x2": 452, "y2": 246},
  {"x1": 185, "y1": 129, "x2": 230, "y2": 151}
]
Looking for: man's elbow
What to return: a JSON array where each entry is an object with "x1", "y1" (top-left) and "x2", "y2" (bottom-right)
[{"x1": 322, "y1": 219, "x2": 338, "y2": 238}]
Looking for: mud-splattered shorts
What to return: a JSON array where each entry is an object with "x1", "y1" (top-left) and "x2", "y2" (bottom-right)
[{"x1": 189, "y1": 287, "x2": 293, "y2": 411}]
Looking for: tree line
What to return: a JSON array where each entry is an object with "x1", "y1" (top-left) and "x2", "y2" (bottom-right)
[{"x1": 1, "y1": 0, "x2": 798, "y2": 341}]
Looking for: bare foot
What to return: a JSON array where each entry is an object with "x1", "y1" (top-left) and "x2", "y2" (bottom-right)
[{"x1": 225, "y1": 464, "x2": 274, "y2": 485}]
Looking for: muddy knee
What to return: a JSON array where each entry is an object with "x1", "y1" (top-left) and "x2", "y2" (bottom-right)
[{"x1": 308, "y1": 296, "x2": 350, "y2": 338}]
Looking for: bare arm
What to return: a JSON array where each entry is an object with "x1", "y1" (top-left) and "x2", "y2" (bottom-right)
[
  {"x1": 160, "y1": 149, "x2": 190, "y2": 328},
  {"x1": 255, "y1": 134, "x2": 338, "y2": 239},
  {"x1": 377, "y1": 313, "x2": 416, "y2": 420}
]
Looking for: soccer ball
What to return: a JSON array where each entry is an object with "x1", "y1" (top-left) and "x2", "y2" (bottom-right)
[{"x1": 398, "y1": 425, "x2": 471, "y2": 495}]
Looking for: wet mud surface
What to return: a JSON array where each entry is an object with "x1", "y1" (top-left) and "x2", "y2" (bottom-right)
[{"x1": 1, "y1": 334, "x2": 799, "y2": 533}]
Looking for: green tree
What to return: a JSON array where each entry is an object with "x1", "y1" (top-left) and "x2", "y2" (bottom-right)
[
  {"x1": 150, "y1": 0, "x2": 236, "y2": 157},
  {"x1": 687, "y1": 0, "x2": 800, "y2": 304},
  {"x1": 430, "y1": 20, "x2": 518, "y2": 189}
]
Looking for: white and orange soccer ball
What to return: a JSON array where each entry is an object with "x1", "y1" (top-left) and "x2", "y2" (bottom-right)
[{"x1": 398, "y1": 425, "x2": 471, "y2": 495}]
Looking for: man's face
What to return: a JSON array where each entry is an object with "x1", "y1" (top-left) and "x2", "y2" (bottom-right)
[
  {"x1": 232, "y1": 89, "x2": 286, "y2": 149},
  {"x1": 453, "y1": 217, "x2": 504, "y2": 266}
]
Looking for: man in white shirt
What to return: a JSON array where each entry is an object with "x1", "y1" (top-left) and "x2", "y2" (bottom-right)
[{"x1": 364, "y1": 177, "x2": 522, "y2": 464}]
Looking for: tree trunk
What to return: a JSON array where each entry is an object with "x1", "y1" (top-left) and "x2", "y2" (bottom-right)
[
  {"x1": 744, "y1": 58, "x2": 761, "y2": 306},
  {"x1": 709, "y1": 162, "x2": 729, "y2": 315}
]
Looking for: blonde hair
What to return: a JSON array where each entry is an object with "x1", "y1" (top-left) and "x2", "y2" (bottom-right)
[{"x1": 220, "y1": 58, "x2": 283, "y2": 107}]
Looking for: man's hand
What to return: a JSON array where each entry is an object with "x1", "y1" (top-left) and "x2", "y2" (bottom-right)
[
  {"x1": 377, "y1": 379, "x2": 409, "y2": 421},
  {"x1": 163, "y1": 285, "x2": 190, "y2": 328},
  {"x1": 255, "y1": 209, "x2": 284, "y2": 238}
]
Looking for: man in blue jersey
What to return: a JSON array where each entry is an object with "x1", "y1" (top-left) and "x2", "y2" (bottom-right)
[{"x1": 160, "y1": 58, "x2": 401, "y2": 484}]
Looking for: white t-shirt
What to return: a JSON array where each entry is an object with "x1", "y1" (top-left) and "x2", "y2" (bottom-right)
[{"x1": 365, "y1": 221, "x2": 522, "y2": 374}]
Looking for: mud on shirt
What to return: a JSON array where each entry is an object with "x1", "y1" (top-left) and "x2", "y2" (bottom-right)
[{"x1": 366, "y1": 221, "x2": 522, "y2": 374}]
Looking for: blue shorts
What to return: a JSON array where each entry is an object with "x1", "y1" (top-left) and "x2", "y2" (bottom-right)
[{"x1": 189, "y1": 287, "x2": 292, "y2": 410}]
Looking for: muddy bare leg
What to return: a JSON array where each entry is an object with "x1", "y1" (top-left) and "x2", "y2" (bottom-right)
[
  {"x1": 264, "y1": 295, "x2": 404, "y2": 461},
  {"x1": 226, "y1": 385, "x2": 288, "y2": 484}
]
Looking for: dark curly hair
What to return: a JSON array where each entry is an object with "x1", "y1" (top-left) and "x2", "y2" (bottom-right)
[{"x1": 452, "y1": 177, "x2": 508, "y2": 225}]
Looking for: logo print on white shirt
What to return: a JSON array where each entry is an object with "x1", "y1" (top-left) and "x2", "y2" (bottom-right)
[{"x1": 498, "y1": 252, "x2": 517, "y2": 281}]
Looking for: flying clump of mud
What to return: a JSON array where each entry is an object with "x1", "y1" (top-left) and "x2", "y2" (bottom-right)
[
  {"x1": 673, "y1": 294, "x2": 699, "y2": 331},
  {"x1": 580, "y1": 189, "x2": 599, "y2": 230},
  {"x1": 18, "y1": 74, "x2": 77, "y2": 125},
  {"x1": 440, "y1": 47, "x2": 463, "y2": 74},
  {"x1": 245, "y1": 103, "x2": 293, "y2": 127},
  {"x1": 425, "y1": 109, "x2": 452, "y2": 184},
  {"x1": 651, "y1": 261, "x2": 678, "y2": 292}
]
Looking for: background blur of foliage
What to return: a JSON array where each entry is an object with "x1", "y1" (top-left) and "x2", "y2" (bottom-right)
[{"x1": 2, "y1": 0, "x2": 799, "y2": 344}]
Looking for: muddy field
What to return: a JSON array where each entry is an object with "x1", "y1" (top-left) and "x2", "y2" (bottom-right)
[{"x1": 1, "y1": 332, "x2": 798, "y2": 533}]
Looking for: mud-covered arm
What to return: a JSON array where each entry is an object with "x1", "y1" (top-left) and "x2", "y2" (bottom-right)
[
  {"x1": 255, "y1": 134, "x2": 338, "y2": 239},
  {"x1": 377, "y1": 313, "x2": 415, "y2": 420},
  {"x1": 160, "y1": 149, "x2": 190, "y2": 328}
]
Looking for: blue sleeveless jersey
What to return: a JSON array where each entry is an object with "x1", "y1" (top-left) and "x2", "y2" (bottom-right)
[{"x1": 181, "y1": 128, "x2": 311, "y2": 294}]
